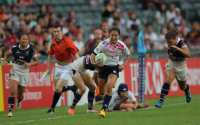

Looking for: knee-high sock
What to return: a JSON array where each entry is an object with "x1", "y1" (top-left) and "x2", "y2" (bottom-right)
[
  {"x1": 51, "y1": 92, "x2": 61, "y2": 109},
  {"x1": 160, "y1": 83, "x2": 170, "y2": 102},
  {"x1": 88, "y1": 91, "x2": 94, "y2": 110},
  {"x1": 71, "y1": 93, "x2": 82, "y2": 109},
  {"x1": 102, "y1": 94, "x2": 112, "y2": 111},
  {"x1": 18, "y1": 96, "x2": 24, "y2": 103},
  {"x1": 8, "y1": 97, "x2": 15, "y2": 112}
]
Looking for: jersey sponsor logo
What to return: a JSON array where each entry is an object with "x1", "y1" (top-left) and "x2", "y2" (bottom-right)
[
  {"x1": 169, "y1": 52, "x2": 173, "y2": 55},
  {"x1": 60, "y1": 44, "x2": 64, "y2": 46},
  {"x1": 19, "y1": 56, "x2": 24, "y2": 59},
  {"x1": 113, "y1": 70, "x2": 116, "y2": 73}
]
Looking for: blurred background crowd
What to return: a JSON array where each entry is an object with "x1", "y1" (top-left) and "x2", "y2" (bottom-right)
[{"x1": 0, "y1": 0, "x2": 200, "y2": 60}]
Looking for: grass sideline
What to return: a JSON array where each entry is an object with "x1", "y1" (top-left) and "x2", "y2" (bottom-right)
[{"x1": 0, "y1": 95, "x2": 200, "y2": 125}]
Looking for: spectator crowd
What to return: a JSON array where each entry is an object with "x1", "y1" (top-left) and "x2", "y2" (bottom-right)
[{"x1": 0, "y1": 0, "x2": 199, "y2": 59}]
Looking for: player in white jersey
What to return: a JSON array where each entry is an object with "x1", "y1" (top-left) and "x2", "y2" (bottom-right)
[
  {"x1": 91, "y1": 27, "x2": 132, "y2": 118},
  {"x1": 2, "y1": 33, "x2": 38, "y2": 117},
  {"x1": 108, "y1": 84, "x2": 148, "y2": 112}
]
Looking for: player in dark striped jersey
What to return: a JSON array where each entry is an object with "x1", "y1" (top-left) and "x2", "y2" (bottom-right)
[
  {"x1": 67, "y1": 54, "x2": 103, "y2": 114},
  {"x1": 155, "y1": 29, "x2": 192, "y2": 108},
  {"x1": 2, "y1": 33, "x2": 38, "y2": 117}
]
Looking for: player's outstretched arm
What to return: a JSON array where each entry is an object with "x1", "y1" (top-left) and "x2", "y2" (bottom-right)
[{"x1": 2, "y1": 49, "x2": 11, "y2": 67}]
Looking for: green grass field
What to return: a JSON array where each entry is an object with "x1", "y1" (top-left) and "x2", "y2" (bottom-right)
[{"x1": 0, "y1": 95, "x2": 200, "y2": 125}]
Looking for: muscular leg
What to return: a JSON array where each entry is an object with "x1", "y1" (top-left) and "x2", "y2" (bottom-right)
[
  {"x1": 155, "y1": 69, "x2": 175, "y2": 107},
  {"x1": 17, "y1": 85, "x2": 26, "y2": 103},
  {"x1": 82, "y1": 73, "x2": 96, "y2": 110},
  {"x1": 70, "y1": 75, "x2": 86, "y2": 109},
  {"x1": 102, "y1": 74, "x2": 118, "y2": 111},
  {"x1": 51, "y1": 79, "x2": 66, "y2": 109},
  {"x1": 177, "y1": 79, "x2": 191, "y2": 103},
  {"x1": 8, "y1": 80, "x2": 18, "y2": 112},
  {"x1": 98, "y1": 78, "x2": 107, "y2": 96},
  {"x1": 93, "y1": 72, "x2": 98, "y2": 86}
]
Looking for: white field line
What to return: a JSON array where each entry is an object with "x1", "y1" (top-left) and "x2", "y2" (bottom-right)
[{"x1": 0, "y1": 101, "x2": 198, "y2": 125}]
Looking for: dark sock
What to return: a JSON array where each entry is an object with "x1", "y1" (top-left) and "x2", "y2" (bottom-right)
[
  {"x1": 8, "y1": 97, "x2": 15, "y2": 112},
  {"x1": 137, "y1": 105, "x2": 141, "y2": 109},
  {"x1": 18, "y1": 96, "x2": 24, "y2": 103},
  {"x1": 71, "y1": 93, "x2": 82, "y2": 109},
  {"x1": 160, "y1": 83, "x2": 170, "y2": 102},
  {"x1": 62, "y1": 85, "x2": 76, "y2": 92},
  {"x1": 102, "y1": 94, "x2": 112, "y2": 111},
  {"x1": 51, "y1": 92, "x2": 61, "y2": 109},
  {"x1": 184, "y1": 84, "x2": 190, "y2": 95},
  {"x1": 88, "y1": 91, "x2": 94, "y2": 110}
]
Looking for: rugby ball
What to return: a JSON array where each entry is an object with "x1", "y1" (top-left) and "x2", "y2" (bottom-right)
[{"x1": 95, "y1": 53, "x2": 107, "y2": 64}]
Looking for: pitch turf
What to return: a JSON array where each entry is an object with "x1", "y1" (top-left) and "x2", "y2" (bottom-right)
[{"x1": 0, "y1": 95, "x2": 200, "y2": 125}]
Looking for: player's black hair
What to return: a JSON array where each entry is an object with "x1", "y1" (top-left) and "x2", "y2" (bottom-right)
[
  {"x1": 19, "y1": 32, "x2": 29, "y2": 40},
  {"x1": 53, "y1": 25, "x2": 62, "y2": 31},
  {"x1": 109, "y1": 27, "x2": 120, "y2": 35},
  {"x1": 165, "y1": 29, "x2": 178, "y2": 40}
]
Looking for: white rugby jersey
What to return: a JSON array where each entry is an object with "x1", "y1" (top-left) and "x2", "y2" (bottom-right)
[
  {"x1": 108, "y1": 91, "x2": 136, "y2": 110},
  {"x1": 93, "y1": 38, "x2": 130, "y2": 66}
]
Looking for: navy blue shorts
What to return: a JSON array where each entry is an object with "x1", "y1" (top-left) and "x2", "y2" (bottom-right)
[{"x1": 98, "y1": 65, "x2": 119, "y2": 79}]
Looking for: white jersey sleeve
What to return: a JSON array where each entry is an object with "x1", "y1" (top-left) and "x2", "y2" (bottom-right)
[
  {"x1": 108, "y1": 92, "x2": 119, "y2": 110},
  {"x1": 93, "y1": 41, "x2": 105, "y2": 55},
  {"x1": 122, "y1": 43, "x2": 131, "y2": 55},
  {"x1": 127, "y1": 91, "x2": 136, "y2": 102}
]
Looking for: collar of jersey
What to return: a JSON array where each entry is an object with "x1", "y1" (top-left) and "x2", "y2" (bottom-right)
[
  {"x1": 19, "y1": 44, "x2": 30, "y2": 50},
  {"x1": 109, "y1": 39, "x2": 118, "y2": 45}
]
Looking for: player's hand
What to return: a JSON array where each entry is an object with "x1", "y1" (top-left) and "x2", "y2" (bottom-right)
[
  {"x1": 118, "y1": 64, "x2": 125, "y2": 72},
  {"x1": 170, "y1": 45, "x2": 180, "y2": 51},
  {"x1": 93, "y1": 62, "x2": 104, "y2": 67},
  {"x1": 45, "y1": 69, "x2": 50, "y2": 74},
  {"x1": 24, "y1": 62, "x2": 31, "y2": 67},
  {"x1": 1, "y1": 61, "x2": 7, "y2": 67}
]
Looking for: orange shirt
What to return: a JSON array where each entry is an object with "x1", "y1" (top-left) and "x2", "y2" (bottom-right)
[
  {"x1": 1, "y1": 13, "x2": 8, "y2": 20},
  {"x1": 48, "y1": 37, "x2": 79, "y2": 65}
]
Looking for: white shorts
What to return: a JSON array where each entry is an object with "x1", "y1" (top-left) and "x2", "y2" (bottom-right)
[
  {"x1": 9, "y1": 72, "x2": 29, "y2": 87},
  {"x1": 54, "y1": 63, "x2": 71, "y2": 81},
  {"x1": 165, "y1": 60, "x2": 188, "y2": 81},
  {"x1": 70, "y1": 57, "x2": 87, "y2": 77}
]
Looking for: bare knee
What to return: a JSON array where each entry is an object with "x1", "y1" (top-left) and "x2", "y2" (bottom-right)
[
  {"x1": 89, "y1": 85, "x2": 96, "y2": 92},
  {"x1": 10, "y1": 89, "x2": 17, "y2": 97},
  {"x1": 55, "y1": 85, "x2": 62, "y2": 93},
  {"x1": 166, "y1": 77, "x2": 173, "y2": 84},
  {"x1": 79, "y1": 87, "x2": 86, "y2": 95}
]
